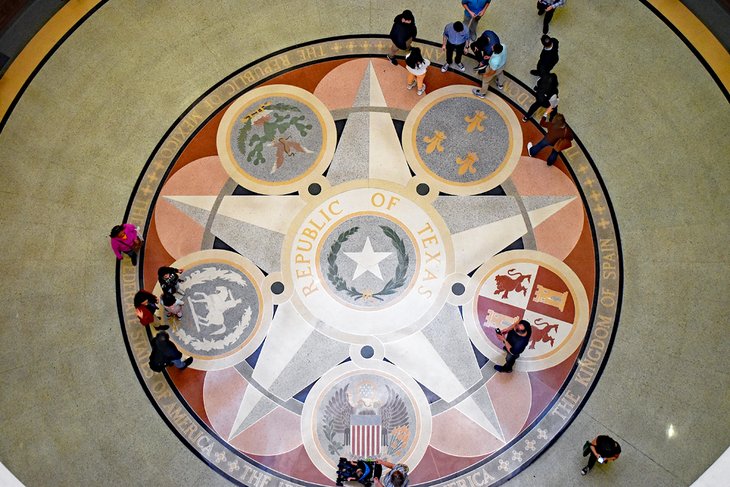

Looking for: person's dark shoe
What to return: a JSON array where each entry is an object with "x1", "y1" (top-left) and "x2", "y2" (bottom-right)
[
  {"x1": 155, "y1": 325, "x2": 170, "y2": 331},
  {"x1": 494, "y1": 364, "x2": 512, "y2": 373},
  {"x1": 130, "y1": 255, "x2": 138, "y2": 266},
  {"x1": 387, "y1": 54, "x2": 397, "y2": 65},
  {"x1": 581, "y1": 466, "x2": 590, "y2": 475},
  {"x1": 530, "y1": 69, "x2": 540, "y2": 75},
  {"x1": 184, "y1": 357, "x2": 193, "y2": 366}
]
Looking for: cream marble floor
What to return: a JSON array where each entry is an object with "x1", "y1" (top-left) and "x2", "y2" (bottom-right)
[{"x1": 0, "y1": 1, "x2": 728, "y2": 486}]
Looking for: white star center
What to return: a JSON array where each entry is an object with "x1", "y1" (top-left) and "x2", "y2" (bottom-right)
[{"x1": 343, "y1": 236, "x2": 392, "y2": 281}]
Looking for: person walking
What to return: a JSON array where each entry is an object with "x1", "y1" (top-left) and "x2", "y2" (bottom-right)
[
  {"x1": 441, "y1": 21, "x2": 470, "y2": 72},
  {"x1": 581, "y1": 435, "x2": 621, "y2": 475},
  {"x1": 536, "y1": 0, "x2": 566, "y2": 35},
  {"x1": 387, "y1": 10, "x2": 417, "y2": 65},
  {"x1": 493, "y1": 319, "x2": 532, "y2": 372},
  {"x1": 527, "y1": 113, "x2": 573, "y2": 166},
  {"x1": 530, "y1": 34, "x2": 559, "y2": 79},
  {"x1": 522, "y1": 72, "x2": 559, "y2": 122},
  {"x1": 461, "y1": 0, "x2": 492, "y2": 42},
  {"x1": 109, "y1": 223, "x2": 142, "y2": 266},
  {"x1": 148, "y1": 331, "x2": 193, "y2": 372},
  {"x1": 405, "y1": 47, "x2": 430, "y2": 96},
  {"x1": 472, "y1": 41, "x2": 507, "y2": 97}
]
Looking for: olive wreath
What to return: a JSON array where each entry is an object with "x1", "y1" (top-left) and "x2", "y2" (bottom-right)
[{"x1": 326, "y1": 225, "x2": 409, "y2": 301}]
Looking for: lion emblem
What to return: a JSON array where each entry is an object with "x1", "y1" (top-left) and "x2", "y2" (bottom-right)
[{"x1": 493, "y1": 269, "x2": 532, "y2": 299}]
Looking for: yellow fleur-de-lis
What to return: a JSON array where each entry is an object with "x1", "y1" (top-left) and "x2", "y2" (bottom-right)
[
  {"x1": 423, "y1": 130, "x2": 447, "y2": 154},
  {"x1": 465, "y1": 110, "x2": 487, "y2": 133},
  {"x1": 456, "y1": 152, "x2": 479, "y2": 175}
]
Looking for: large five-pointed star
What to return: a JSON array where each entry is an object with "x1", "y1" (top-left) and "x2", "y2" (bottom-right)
[
  {"x1": 343, "y1": 237, "x2": 392, "y2": 280},
  {"x1": 164, "y1": 61, "x2": 576, "y2": 445}
]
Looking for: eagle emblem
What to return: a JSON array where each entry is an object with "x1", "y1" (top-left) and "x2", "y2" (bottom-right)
[{"x1": 321, "y1": 381, "x2": 411, "y2": 458}]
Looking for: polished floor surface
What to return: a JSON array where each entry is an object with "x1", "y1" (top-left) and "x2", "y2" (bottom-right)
[{"x1": 0, "y1": 1, "x2": 728, "y2": 487}]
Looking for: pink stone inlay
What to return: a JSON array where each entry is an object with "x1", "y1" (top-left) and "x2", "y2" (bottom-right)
[
  {"x1": 511, "y1": 156, "x2": 584, "y2": 260},
  {"x1": 314, "y1": 59, "x2": 369, "y2": 110},
  {"x1": 203, "y1": 367, "x2": 303, "y2": 456},
  {"x1": 155, "y1": 156, "x2": 230, "y2": 259},
  {"x1": 486, "y1": 371, "x2": 532, "y2": 440},
  {"x1": 430, "y1": 405, "x2": 504, "y2": 457}
]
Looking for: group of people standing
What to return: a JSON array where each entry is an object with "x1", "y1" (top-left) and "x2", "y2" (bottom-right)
[
  {"x1": 109, "y1": 227, "x2": 194, "y2": 372},
  {"x1": 386, "y1": 1, "x2": 573, "y2": 167}
]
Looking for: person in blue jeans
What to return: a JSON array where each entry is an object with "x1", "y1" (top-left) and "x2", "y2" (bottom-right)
[
  {"x1": 527, "y1": 113, "x2": 574, "y2": 166},
  {"x1": 462, "y1": 0, "x2": 492, "y2": 41}
]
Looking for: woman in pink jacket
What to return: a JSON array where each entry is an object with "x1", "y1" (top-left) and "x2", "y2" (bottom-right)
[{"x1": 109, "y1": 223, "x2": 142, "y2": 266}]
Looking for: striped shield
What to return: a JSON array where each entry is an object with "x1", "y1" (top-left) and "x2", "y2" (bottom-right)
[{"x1": 350, "y1": 414, "x2": 381, "y2": 457}]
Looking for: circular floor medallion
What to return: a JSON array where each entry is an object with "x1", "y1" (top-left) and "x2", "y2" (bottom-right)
[{"x1": 118, "y1": 38, "x2": 622, "y2": 487}]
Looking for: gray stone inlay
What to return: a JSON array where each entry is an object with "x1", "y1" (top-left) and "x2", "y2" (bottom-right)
[
  {"x1": 268, "y1": 331, "x2": 349, "y2": 399},
  {"x1": 171, "y1": 263, "x2": 259, "y2": 358},
  {"x1": 319, "y1": 215, "x2": 416, "y2": 307},
  {"x1": 465, "y1": 385, "x2": 502, "y2": 439},
  {"x1": 229, "y1": 391, "x2": 279, "y2": 438},
  {"x1": 326, "y1": 112, "x2": 370, "y2": 186},
  {"x1": 352, "y1": 62, "x2": 372, "y2": 108},
  {"x1": 167, "y1": 198, "x2": 216, "y2": 229},
  {"x1": 229, "y1": 95, "x2": 323, "y2": 181},
  {"x1": 421, "y1": 304, "x2": 482, "y2": 390},
  {"x1": 521, "y1": 195, "x2": 574, "y2": 213},
  {"x1": 210, "y1": 213, "x2": 283, "y2": 274},
  {"x1": 416, "y1": 97, "x2": 509, "y2": 182},
  {"x1": 231, "y1": 330, "x2": 350, "y2": 435},
  {"x1": 433, "y1": 195, "x2": 521, "y2": 234}
]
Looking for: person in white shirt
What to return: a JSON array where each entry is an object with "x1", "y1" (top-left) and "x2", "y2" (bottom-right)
[{"x1": 405, "y1": 47, "x2": 431, "y2": 96}]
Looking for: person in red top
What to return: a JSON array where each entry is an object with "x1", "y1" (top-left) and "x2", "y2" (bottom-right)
[
  {"x1": 134, "y1": 290, "x2": 168, "y2": 330},
  {"x1": 109, "y1": 223, "x2": 142, "y2": 266},
  {"x1": 526, "y1": 112, "x2": 573, "y2": 166}
]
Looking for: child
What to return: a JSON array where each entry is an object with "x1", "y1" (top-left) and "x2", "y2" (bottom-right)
[
  {"x1": 162, "y1": 292, "x2": 184, "y2": 319},
  {"x1": 405, "y1": 47, "x2": 430, "y2": 96}
]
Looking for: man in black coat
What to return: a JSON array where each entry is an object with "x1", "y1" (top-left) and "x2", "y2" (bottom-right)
[
  {"x1": 149, "y1": 332, "x2": 193, "y2": 372},
  {"x1": 530, "y1": 35, "x2": 559, "y2": 79},
  {"x1": 387, "y1": 10, "x2": 417, "y2": 65}
]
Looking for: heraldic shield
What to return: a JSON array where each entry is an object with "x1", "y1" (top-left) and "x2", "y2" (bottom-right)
[{"x1": 301, "y1": 361, "x2": 431, "y2": 478}]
